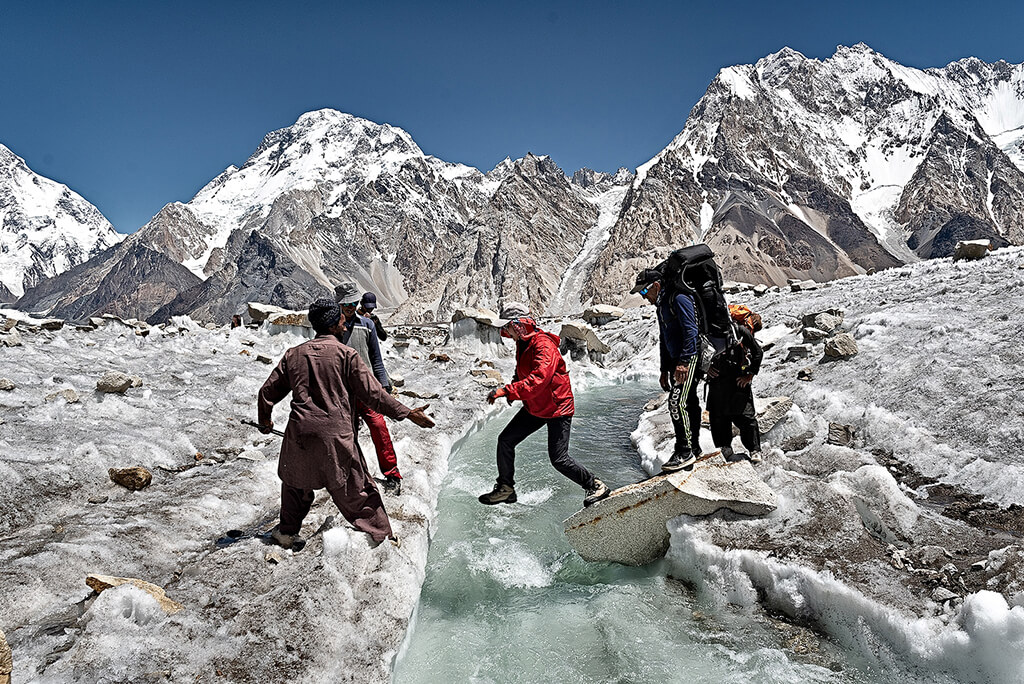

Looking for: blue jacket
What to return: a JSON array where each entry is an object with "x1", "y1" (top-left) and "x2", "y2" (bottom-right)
[
  {"x1": 657, "y1": 290, "x2": 699, "y2": 373},
  {"x1": 342, "y1": 314, "x2": 390, "y2": 391}
]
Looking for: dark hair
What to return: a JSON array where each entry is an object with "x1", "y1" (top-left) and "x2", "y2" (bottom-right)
[{"x1": 308, "y1": 298, "x2": 342, "y2": 334}]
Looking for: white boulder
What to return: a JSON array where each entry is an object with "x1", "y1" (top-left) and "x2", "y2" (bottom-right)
[{"x1": 563, "y1": 455, "x2": 777, "y2": 566}]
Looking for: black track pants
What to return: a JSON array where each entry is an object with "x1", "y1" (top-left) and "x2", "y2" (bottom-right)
[
  {"x1": 496, "y1": 408, "x2": 595, "y2": 490},
  {"x1": 668, "y1": 357, "x2": 703, "y2": 457}
]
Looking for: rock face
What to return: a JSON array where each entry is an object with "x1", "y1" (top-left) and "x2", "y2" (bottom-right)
[
  {"x1": 108, "y1": 466, "x2": 153, "y2": 490},
  {"x1": 0, "y1": 144, "x2": 123, "y2": 299},
  {"x1": 0, "y1": 378, "x2": 15, "y2": 391},
  {"x1": 15, "y1": 239, "x2": 201, "y2": 322},
  {"x1": 85, "y1": 574, "x2": 183, "y2": 614},
  {"x1": 563, "y1": 455, "x2": 777, "y2": 565},
  {"x1": 97, "y1": 371, "x2": 133, "y2": 394}
]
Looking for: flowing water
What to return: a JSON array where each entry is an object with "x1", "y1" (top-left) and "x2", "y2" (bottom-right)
[{"x1": 394, "y1": 383, "x2": 863, "y2": 683}]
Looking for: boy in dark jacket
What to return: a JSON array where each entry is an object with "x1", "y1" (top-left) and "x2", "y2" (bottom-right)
[
  {"x1": 707, "y1": 321, "x2": 764, "y2": 463},
  {"x1": 479, "y1": 308, "x2": 610, "y2": 508}
]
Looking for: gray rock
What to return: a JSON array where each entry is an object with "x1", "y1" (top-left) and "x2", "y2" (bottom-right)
[
  {"x1": 953, "y1": 239, "x2": 991, "y2": 261},
  {"x1": 389, "y1": 373, "x2": 405, "y2": 388},
  {"x1": 97, "y1": 371, "x2": 133, "y2": 394},
  {"x1": 473, "y1": 377, "x2": 501, "y2": 388},
  {"x1": 753, "y1": 284, "x2": 769, "y2": 296},
  {"x1": 0, "y1": 329, "x2": 22, "y2": 347},
  {"x1": 108, "y1": 466, "x2": 153, "y2": 491},
  {"x1": 824, "y1": 333, "x2": 859, "y2": 358},
  {"x1": 256, "y1": 355, "x2": 273, "y2": 365},
  {"x1": 931, "y1": 587, "x2": 959, "y2": 603},
  {"x1": 88, "y1": 495, "x2": 109, "y2": 505},
  {"x1": 564, "y1": 457, "x2": 777, "y2": 566},
  {"x1": 911, "y1": 545, "x2": 953, "y2": 568},
  {"x1": 582, "y1": 304, "x2": 625, "y2": 326},
  {"x1": 470, "y1": 368, "x2": 504, "y2": 382},
  {"x1": 801, "y1": 327, "x2": 829, "y2": 342},
  {"x1": 785, "y1": 345, "x2": 812, "y2": 362},
  {"x1": 0, "y1": 378, "x2": 15, "y2": 391},
  {"x1": 780, "y1": 431, "x2": 815, "y2": 452},
  {"x1": 801, "y1": 309, "x2": 844, "y2": 333},
  {"x1": 827, "y1": 423, "x2": 855, "y2": 446},
  {"x1": 797, "y1": 367, "x2": 814, "y2": 381},
  {"x1": 400, "y1": 389, "x2": 440, "y2": 400},
  {"x1": 755, "y1": 396, "x2": 793, "y2": 434},
  {"x1": 45, "y1": 388, "x2": 80, "y2": 404},
  {"x1": 559, "y1": 320, "x2": 611, "y2": 354}
]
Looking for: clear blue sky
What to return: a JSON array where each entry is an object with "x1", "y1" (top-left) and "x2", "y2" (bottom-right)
[{"x1": 1, "y1": 0, "x2": 1022, "y2": 233}]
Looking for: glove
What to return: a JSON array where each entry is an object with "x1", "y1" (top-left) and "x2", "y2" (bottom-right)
[{"x1": 487, "y1": 386, "x2": 508, "y2": 405}]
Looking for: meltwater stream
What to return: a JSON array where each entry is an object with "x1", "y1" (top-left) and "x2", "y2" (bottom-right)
[{"x1": 394, "y1": 383, "x2": 862, "y2": 684}]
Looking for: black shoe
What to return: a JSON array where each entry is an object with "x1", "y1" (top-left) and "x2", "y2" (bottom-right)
[
  {"x1": 583, "y1": 479, "x2": 610, "y2": 507},
  {"x1": 383, "y1": 475, "x2": 402, "y2": 496},
  {"x1": 479, "y1": 483, "x2": 517, "y2": 505},
  {"x1": 662, "y1": 452, "x2": 697, "y2": 473}
]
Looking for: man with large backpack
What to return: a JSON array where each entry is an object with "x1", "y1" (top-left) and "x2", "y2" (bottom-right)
[
  {"x1": 632, "y1": 268, "x2": 704, "y2": 472},
  {"x1": 707, "y1": 307, "x2": 764, "y2": 464}
]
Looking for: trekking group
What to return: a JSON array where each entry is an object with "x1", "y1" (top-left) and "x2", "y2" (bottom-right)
[{"x1": 255, "y1": 244, "x2": 764, "y2": 548}]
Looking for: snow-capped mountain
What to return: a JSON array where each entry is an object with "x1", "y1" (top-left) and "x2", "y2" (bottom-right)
[
  {"x1": 16, "y1": 45, "x2": 1024, "y2": 322},
  {"x1": 20, "y1": 110, "x2": 612, "y2": 322},
  {"x1": 586, "y1": 44, "x2": 1024, "y2": 300},
  {"x1": 0, "y1": 144, "x2": 122, "y2": 301}
]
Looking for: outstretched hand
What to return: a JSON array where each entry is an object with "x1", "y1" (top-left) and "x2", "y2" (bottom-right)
[
  {"x1": 486, "y1": 386, "x2": 508, "y2": 405},
  {"x1": 407, "y1": 405, "x2": 435, "y2": 428}
]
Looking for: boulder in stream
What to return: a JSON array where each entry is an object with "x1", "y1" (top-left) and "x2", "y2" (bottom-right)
[{"x1": 563, "y1": 455, "x2": 777, "y2": 566}]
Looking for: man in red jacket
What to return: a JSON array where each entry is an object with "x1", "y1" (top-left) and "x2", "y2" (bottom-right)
[{"x1": 480, "y1": 310, "x2": 610, "y2": 508}]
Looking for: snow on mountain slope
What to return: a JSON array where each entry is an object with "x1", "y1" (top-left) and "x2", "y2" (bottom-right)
[
  {"x1": 0, "y1": 144, "x2": 122, "y2": 299},
  {"x1": 158, "y1": 109, "x2": 493, "y2": 280}
]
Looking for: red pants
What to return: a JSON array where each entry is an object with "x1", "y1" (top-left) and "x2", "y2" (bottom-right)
[{"x1": 356, "y1": 402, "x2": 401, "y2": 479}]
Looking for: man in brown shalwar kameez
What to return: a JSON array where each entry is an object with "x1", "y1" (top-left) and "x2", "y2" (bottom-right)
[{"x1": 258, "y1": 299, "x2": 434, "y2": 548}]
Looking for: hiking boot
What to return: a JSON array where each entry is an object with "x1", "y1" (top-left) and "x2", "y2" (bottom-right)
[
  {"x1": 583, "y1": 479, "x2": 610, "y2": 507},
  {"x1": 748, "y1": 451, "x2": 763, "y2": 464},
  {"x1": 269, "y1": 525, "x2": 300, "y2": 550},
  {"x1": 722, "y1": 446, "x2": 746, "y2": 463},
  {"x1": 383, "y1": 475, "x2": 402, "y2": 496},
  {"x1": 478, "y1": 483, "x2": 517, "y2": 505},
  {"x1": 662, "y1": 452, "x2": 696, "y2": 473}
]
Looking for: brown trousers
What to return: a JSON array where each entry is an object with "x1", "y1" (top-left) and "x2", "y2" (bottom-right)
[{"x1": 279, "y1": 479, "x2": 393, "y2": 543}]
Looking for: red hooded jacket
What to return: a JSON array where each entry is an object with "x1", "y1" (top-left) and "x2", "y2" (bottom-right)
[{"x1": 502, "y1": 319, "x2": 575, "y2": 418}]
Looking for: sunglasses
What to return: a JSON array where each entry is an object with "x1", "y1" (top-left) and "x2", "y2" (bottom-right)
[
  {"x1": 639, "y1": 285, "x2": 651, "y2": 296},
  {"x1": 340, "y1": 301, "x2": 359, "y2": 307}
]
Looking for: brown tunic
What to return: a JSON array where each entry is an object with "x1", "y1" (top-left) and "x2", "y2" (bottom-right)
[{"x1": 258, "y1": 334, "x2": 411, "y2": 491}]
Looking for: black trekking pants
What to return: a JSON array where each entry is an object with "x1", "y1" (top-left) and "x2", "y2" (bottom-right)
[
  {"x1": 707, "y1": 381, "x2": 761, "y2": 453},
  {"x1": 668, "y1": 357, "x2": 703, "y2": 457},
  {"x1": 496, "y1": 408, "x2": 595, "y2": 490}
]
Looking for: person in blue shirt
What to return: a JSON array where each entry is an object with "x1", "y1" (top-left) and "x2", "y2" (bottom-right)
[{"x1": 631, "y1": 268, "x2": 703, "y2": 472}]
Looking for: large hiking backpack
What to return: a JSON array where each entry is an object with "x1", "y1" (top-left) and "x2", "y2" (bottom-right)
[{"x1": 655, "y1": 244, "x2": 733, "y2": 340}]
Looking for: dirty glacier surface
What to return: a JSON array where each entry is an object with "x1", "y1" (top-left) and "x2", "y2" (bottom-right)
[{"x1": 1, "y1": 247, "x2": 1023, "y2": 682}]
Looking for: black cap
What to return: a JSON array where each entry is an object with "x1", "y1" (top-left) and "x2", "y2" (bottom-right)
[
  {"x1": 308, "y1": 298, "x2": 341, "y2": 333},
  {"x1": 629, "y1": 268, "x2": 663, "y2": 294},
  {"x1": 360, "y1": 292, "x2": 377, "y2": 310}
]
